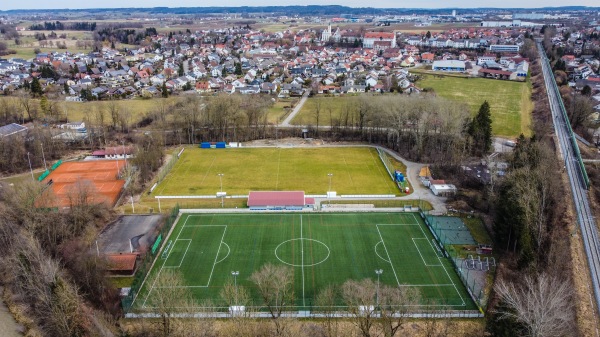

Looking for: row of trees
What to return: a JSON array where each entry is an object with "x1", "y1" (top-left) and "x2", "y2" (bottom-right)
[
  {"x1": 485, "y1": 39, "x2": 577, "y2": 337},
  {"x1": 0, "y1": 180, "x2": 119, "y2": 336},
  {"x1": 120, "y1": 93, "x2": 489, "y2": 165},
  {"x1": 138, "y1": 264, "x2": 424, "y2": 337}
]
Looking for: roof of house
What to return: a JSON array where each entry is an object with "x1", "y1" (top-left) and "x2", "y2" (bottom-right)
[
  {"x1": 432, "y1": 60, "x2": 466, "y2": 68},
  {"x1": 247, "y1": 191, "x2": 306, "y2": 207},
  {"x1": 364, "y1": 32, "x2": 395, "y2": 39},
  {"x1": 106, "y1": 253, "x2": 137, "y2": 272},
  {"x1": 0, "y1": 123, "x2": 27, "y2": 137}
]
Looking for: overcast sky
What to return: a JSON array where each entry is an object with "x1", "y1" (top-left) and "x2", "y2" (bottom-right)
[{"x1": 1, "y1": 0, "x2": 599, "y2": 10}]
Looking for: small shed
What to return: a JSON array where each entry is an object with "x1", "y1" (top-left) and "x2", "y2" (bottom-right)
[
  {"x1": 430, "y1": 184, "x2": 457, "y2": 197},
  {"x1": 106, "y1": 253, "x2": 138, "y2": 276}
]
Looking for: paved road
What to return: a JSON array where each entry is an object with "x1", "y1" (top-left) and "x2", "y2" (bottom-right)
[
  {"x1": 538, "y1": 41, "x2": 600, "y2": 318},
  {"x1": 280, "y1": 91, "x2": 310, "y2": 126},
  {"x1": 242, "y1": 142, "x2": 447, "y2": 213}
]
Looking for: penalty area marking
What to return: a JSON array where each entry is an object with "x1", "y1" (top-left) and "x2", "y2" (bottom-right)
[
  {"x1": 215, "y1": 242, "x2": 230, "y2": 264},
  {"x1": 374, "y1": 241, "x2": 391, "y2": 263}
]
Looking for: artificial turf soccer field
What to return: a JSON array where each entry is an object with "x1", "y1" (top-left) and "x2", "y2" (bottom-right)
[{"x1": 136, "y1": 212, "x2": 476, "y2": 311}]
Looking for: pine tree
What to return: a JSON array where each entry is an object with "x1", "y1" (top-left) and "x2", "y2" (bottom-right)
[
  {"x1": 469, "y1": 101, "x2": 493, "y2": 155},
  {"x1": 30, "y1": 77, "x2": 43, "y2": 97},
  {"x1": 161, "y1": 82, "x2": 169, "y2": 98}
]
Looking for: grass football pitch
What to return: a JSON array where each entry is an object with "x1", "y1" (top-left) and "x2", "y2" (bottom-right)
[
  {"x1": 153, "y1": 147, "x2": 400, "y2": 196},
  {"x1": 136, "y1": 212, "x2": 476, "y2": 311}
]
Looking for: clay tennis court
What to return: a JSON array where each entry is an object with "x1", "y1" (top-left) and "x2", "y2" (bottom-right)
[{"x1": 43, "y1": 160, "x2": 126, "y2": 208}]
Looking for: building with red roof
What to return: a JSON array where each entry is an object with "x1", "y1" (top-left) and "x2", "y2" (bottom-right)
[
  {"x1": 363, "y1": 32, "x2": 396, "y2": 49},
  {"x1": 247, "y1": 191, "x2": 314, "y2": 210}
]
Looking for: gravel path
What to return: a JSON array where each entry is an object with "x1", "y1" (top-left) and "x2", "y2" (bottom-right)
[{"x1": 280, "y1": 91, "x2": 309, "y2": 126}]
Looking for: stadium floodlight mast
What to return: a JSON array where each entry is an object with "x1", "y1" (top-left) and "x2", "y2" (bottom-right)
[
  {"x1": 218, "y1": 173, "x2": 225, "y2": 207},
  {"x1": 375, "y1": 269, "x2": 383, "y2": 310},
  {"x1": 231, "y1": 271, "x2": 240, "y2": 305},
  {"x1": 327, "y1": 173, "x2": 333, "y2": 205},
  {"x1": 27, "y1": 152, "x2": 34, "y2": 181}
]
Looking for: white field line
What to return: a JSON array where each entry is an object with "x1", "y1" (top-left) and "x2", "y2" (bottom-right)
[
  {"x1": 410, "y1": 213, "x2": 421, "y2": 225},
  {"x1": 376, "y1": 224, "x2": 419, "y2": 226},
  {"x1": 412, "y1": 238, "x2": 442, "y2": 267},
  {"x1": 300, "y1": 215, "x2": 305, "y2": 307},
  {"x1": 142, "y1": 214, "x2": 192, "y2": 307},
  {"x1": 276, "y1": 148, "x2": 281, "y2": 189},
  {"x1": 376, "y1": 225, "x2": 401, "y2": 287},
  {"x1": 436, "y1": 254, "x2": 465, "y2": 306},
  {"x1": 414, "y1": 217, "x2": 466, "y2": 305},
  {"x1": 176, "y1": 240, "x2": 192, "y2": 268},
  {"x1": 206, "y1": 226, "x2": 228, "y2": 287}
]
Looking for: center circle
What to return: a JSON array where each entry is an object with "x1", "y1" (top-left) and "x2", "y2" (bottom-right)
[{"x1": 275, "y1": 238, "x2": 330, "y2": 267}]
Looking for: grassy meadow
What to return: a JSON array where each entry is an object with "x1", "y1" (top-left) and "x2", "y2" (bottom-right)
[
  {"x1": 417, "y1": 75, "x2": 532, "y2": 137},
  {"x1": 152, "y1": 147, "x2": 400, "y2": 196}
]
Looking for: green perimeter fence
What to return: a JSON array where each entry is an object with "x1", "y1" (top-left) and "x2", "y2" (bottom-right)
[
  {"x1": 421, "y1": 212, "x2": 487, "y2": 312},
  {"x1": 121, "y1": 205, "x2": 180, "y2": 313}
]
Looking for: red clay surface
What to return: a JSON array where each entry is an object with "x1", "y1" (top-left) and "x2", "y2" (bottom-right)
[{"x1": 42, "y1": 160, "x2": 126, "y2": 208}]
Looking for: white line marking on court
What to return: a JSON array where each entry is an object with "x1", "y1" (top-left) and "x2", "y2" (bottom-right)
[
  {"x1": 183, "y1": 224, "x2": 233, "y2": 227},
  {"x1": 376, "y1": 225, "x2": 401, "y2": 287},
  {"x1": 215, "y1": 242, "x2": 230, "y2": 264},
  {"x1": 410, "y1": 213, "x2": 421, "y2": 225},
  {"x1": 176, "y1": 240, "x2": 192, "y2": 268},
  {"x1": 412, "y1": 238, "x2": 442, "y2": 267},
  {"x1": 376, "y1": 224, "x2": 419, "y2": 226},
  {"x1": 142, "y1": 215, "x2": 193, "y2": 308},
  {"x1": 300, "y1": 215, "x2": 305, "y2": 307},
  {"x1": 275, "y1": 149, "x2": 281, "y2": 189},
  {"x1": 205, "y1": 226, "x2": 228, "y2": 287},
  {"x1": 374, "y1": 241, "x2": 390, "y2": 263}
]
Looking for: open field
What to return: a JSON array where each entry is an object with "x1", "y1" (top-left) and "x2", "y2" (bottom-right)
[
  {"x1": 291, "y1": 95, "x2": 361, "y2": 126},
  {"x1": 134, "y1": 212, "x2": 476, "y2": 311},
  {"x1": 292, "y1": 76, "x2": 531, "y2": 137},
  {"x1": 152, "y1": 147, "x2": 401, "y2": 196},
  {"x1": 417, "y1": 75, "x2": 532, "y2": 137},
  {"x1": 0, "y1": 96, "x2": 169, "y2": 125},
  {"x1": 266, "y1": 97, "x2": 298, "y2": 124}
]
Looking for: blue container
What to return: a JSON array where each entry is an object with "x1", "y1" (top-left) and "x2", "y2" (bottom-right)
[{"x1": 200, "y1": 142, "x2": 211, "y2": 148}]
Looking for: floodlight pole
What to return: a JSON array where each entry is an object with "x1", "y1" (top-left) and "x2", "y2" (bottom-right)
[
  {"x1": 27, "y1": 152, "x2": 34, "y2": 181},
  {"x1": 327, "y1": 173, "x2": 333, "y2": 205},
  {"x1": 218, "y1": 173, "x2": 224, "y2": 208},
  {"x1": 375, "y1": 269, "x2": 383, "y2": 312},
  {"x1": 41, "y1": 143, "x2": 47, "y2": 171},
  {"x1": 232, "y1": 271, "x2": 239, "y2": 305}
]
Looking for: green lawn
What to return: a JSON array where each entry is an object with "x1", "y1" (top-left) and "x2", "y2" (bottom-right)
[
  {"x1": 152, "y1": 147, "x2": 400, "y2": 196},
  {"x1": 291, "y1": 96, "x2": 359, "y2": 126},
  {"x1": 292, "y1": 77, "x2": 532, "y2": 138},
  {"x1": 134, "y1": 212, "x2": 476, "y2": 311},
  {"x1": 0, "y1": 96, "x2": 173, "y2": 126},
  {"x1": 266, "y1": 98, "x2": 297, "y2": 124},
  {"x1": 417, "y1": 75, "x2": 532, "y2": 137}
]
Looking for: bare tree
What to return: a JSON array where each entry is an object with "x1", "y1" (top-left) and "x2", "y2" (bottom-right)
[
  {"x1": 148, "y1": 269, "x2": 214, "y2": 337},
  {"x1": 314, "y1": 97, "x2": 322, "y2": 136},
  {"x1": 341, "y1": 279, "x2": 377, "y2": 337},
  {"x1": 378, "y1": 285, "x2": 421, "y2": 337},
  {"x1": 315, "y1": 284, "x2": 340, "y2": 337},
  {"x1": 249, "y1": 263, "x2": 294, "y2": 336},
  {"x1": 494, "y1": 273, "x2": 574, "y2": 337}
]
